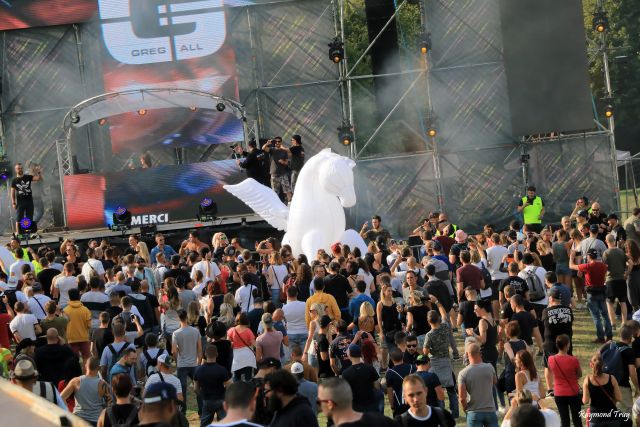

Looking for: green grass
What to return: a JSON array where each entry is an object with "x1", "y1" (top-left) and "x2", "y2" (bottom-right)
[{"x1": 184, "y1": 308, "x2": 599, "y2": 426}]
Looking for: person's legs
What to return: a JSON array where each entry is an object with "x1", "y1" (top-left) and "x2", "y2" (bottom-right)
[
  {"x1": 288, "y1": 334, "x2": 307, "y2": 350},
  {"x1": 446, "y1": 386, "x2": 459, "y2": 418},
  {"x1": 177, "y1": 367, "x2": 189, "y2": 414},
  {"x1": 568, "y1": 395, "x2": 582, "y2": 427},
  {"x1": 555, "y1": 396, "x2": 571, "y2": 427},
  {"x1": 596, "y1": 295, "x2": 613, "y2": 339},
  {"x1": 212, "y1": 399, "x2": 226, "y2": 422},
  {"x1": 587, "y1": 294, "x2": 605, "y2": 340},
  {"x1": 200, "y1": 399, "x2": 215, "y2": 427},
  {"x1": 606, "y1": 297, "x2": 618, "y2": 329},
  {"x1": 271, "y1": 288, "x2": 281, "y2": 308}
]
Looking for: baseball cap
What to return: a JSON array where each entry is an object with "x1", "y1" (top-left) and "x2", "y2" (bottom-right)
[
  {"x1": 589, "y1": 224, "x2": 599, "y2": 233},
  {"x1": 11, "y1": 359, "x2": 38, "y2": 380},
  {"x1": 347, "y1": 344, "x2": 362, "y2": 358},
  {"x1": 157, "y1": 354, "x2": 176, "y2": 368},
  {"x1": 454, "y1": 230, "x2": 468, "y2": 243},
  {"x1": 415, "y1": 354, "x2": 430, "y2": 365},
  {"x1": 258, "y1": 357, "x2": 281, "y2": 369},
  {"x1": 290, "y1": 362, "x2": 304, "y2": 375},
  {"x1": 143, "y1": 382, "x2": 178, "y2": 404},
  {"x1": 261, "y1": 312, "x2": 273, "y2": 327},
  {"x1": 587, "y1": 248, "x2": 599, "y2": 258},
  {"x1": 607, "y1": 213, "x2": 619, "y2": 221},
  {"x1": 549, "y1": 287, "x2": 563, "y2": 300},
  {"x1": 577, "y1": 209, "x2": 589, "y2": 219}
]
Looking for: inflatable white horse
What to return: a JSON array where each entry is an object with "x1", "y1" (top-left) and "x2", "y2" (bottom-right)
[{"x1": 223, "y1": 148, "x2": 368, "y2": 260}]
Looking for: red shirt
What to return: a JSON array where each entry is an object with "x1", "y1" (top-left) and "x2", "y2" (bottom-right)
[
  {"x1": 548, "y1": 354, "x2": 581, "y2": 397},
  {"x1": 456, "y1": 264, "x2": 483, "y2": 291},
  {"x1": 577, "y1": 261, "x2": 607, "y2": 288},
  {"x1": 435, "y1": 236, "x2": 455, "y2": 255},
  {"x1": 0, "y1": 314, "x2": 11, "y2": 349}
]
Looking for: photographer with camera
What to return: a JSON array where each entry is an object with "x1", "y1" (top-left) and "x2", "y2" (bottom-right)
[
  {"x1": 262, "y1": 137, "x2": 292, "y2": 203},
  {"x1": 517, "y1": 186, "x2": 545, "y2": 233},
  {"x1": 236, "y1": 140, "x2": 269, "y2": 186}
]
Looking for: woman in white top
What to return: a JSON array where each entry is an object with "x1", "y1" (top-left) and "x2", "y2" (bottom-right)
[
  {"x1": 514, "y1": 349, "x2": 545, "y2": 401},
  {"x1": 263, "y1": 252, "x2": 289, "y2": 308}
]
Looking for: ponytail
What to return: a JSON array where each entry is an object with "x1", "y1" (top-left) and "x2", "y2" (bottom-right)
[{"x1": 591, "y1": 353, "x2": 604, "y2": 376}]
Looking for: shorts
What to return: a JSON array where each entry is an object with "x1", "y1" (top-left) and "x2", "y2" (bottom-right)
[
  {"x1": 490, "y1": 280, "x2": 501, "y2": 302},
  {"x1": 606, "y1": 279, "x2": 628, "y2": 303},
  {"x1": 271, "y1": 175, "x2": 291, "y2": 194},
  {"x1": 69, "y1": 341, "x2": 91, "y2": 361},
  {"x1": 555, "y1": 265, "x2": 571, "y2": 276}
]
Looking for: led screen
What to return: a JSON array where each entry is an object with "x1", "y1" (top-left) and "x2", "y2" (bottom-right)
[{"x1": 0, "y1": 0, "x2": 96, "y2": 30}]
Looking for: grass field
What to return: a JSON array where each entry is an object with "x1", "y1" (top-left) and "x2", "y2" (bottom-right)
[{"x1": 184, "y1": 307, "x2": 603, "y2": 426}]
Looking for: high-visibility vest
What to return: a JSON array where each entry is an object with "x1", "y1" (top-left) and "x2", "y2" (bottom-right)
[{"x1": 522, "y1": 196, "x2": 543, "y2": 224}]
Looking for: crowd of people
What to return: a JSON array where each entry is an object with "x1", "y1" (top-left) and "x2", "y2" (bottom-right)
[{"x1": 1, "y1": 187, "x2": 640, "y2": 427}]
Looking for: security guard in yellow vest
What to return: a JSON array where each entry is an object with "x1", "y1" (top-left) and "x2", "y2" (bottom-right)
[{"x1": 517, "y1": 185, "x2": 545, "y2": 233}]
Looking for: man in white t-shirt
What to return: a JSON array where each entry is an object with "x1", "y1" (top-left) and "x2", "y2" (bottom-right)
[
  {"x1": 486, "y1": 233, "x2": 509, "y2": 318},
  {"x1": 80, "y1": 248, "x2": 106, "y2": 282},
  {"x1": 145, "y1": 353, "x2": 184, "y2": 403},
  {"x1": 27, "y1": 283, "x2": 51, "y2": 321},
  {"x1": 52, "y1": 262, "x2": 78, "y2": 309},
  {"x1": 282, "y1": 286, "x2": 308, "y2": 350},
  {"x1": 10, "y1": 301, "x2": 41, "y2": 342},
  {"x1": 190, "y1": 248, "x2": 222, "y2": 284},
  {"x1": 8, "y1": 248, "x2": 33, "y2": 288}
]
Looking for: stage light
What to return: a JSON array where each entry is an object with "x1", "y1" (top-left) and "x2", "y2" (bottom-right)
[
  {"x1": 420, "y1": 33, "x2": 431, "y2": 54},
  {"x1": 110, "y1": 206, "x2": 132, "y2": 232},
  {"x1": 98, "y1": 118, "x2": 107, "y2": 126},
  {"x1": 189, "y1": 106, "x2": 198, "y2": 112},
  {"x1": 328, "y1": 38, "x2": 344, "y2": 63},
  {"x1": 138, "y1": 109, "x2": 147, "y2": 116},
  {"x1": 605, "y1": 104, "x2": 614, "y2": 118},
  {"x1": 593, "y1": 11, "x2": 608, "y2": 33},
  {"x1": 197, "y1": 198, "x2": 218, "y2": 222},
  {"x1": 427, "y1": 127, "x2": 437, "y2": 137},
  {"x1": 216, "y1": 103, "x2": 226, "y2": 112},
  {"x1": 338, "y1": 123, "x2": 354, "y2": 146},
  {"x1": 70, "y1": 112, "x2": 80, "y2": 124},
  {"x1": 0, "y1": 168, "x2": 10, "y2": 181},
  {"x1": 18, "y1": 217, "x2": 37, "y2": 236}
]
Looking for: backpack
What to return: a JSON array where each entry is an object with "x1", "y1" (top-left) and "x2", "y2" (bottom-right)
[
  {"x1": 602, "y1": 342, "x2": 629, "y2": 384},
  {"x1": 524, "y1": 267, "x2": 546, "y2": 302},
  {"x1": 143, "y1": 348, "x2": 165, "y2": 377},
  {"x1": 106, "y1": 343, "x2": 129, "y2": 377},
  {"x1": 106, "y1": 404, "x2": 138, "y2": 427},
  {"x1": 478, "y1": 262, "x2": 491, "y2": 290}
]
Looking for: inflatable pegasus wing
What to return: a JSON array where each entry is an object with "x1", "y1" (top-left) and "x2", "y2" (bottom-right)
[{"x1": 223, "y1": 178, "x2": 289, "y2": 231}]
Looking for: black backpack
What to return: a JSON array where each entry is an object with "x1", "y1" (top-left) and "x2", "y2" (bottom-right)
[
  {"x1": 479, "y1": 261, "x2": 492, "y2": 290},
  {"x1": 143, "y1": 348, "x2": 166, "y2": 377},
  {"x1": 106, "y1": 404, "x2": 138, "y2": 427}
]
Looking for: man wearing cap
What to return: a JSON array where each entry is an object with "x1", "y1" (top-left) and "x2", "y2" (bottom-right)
[
  {"x1": 145, "y1": 353, "x2": 184, "y2": 402},
  {"x1": 341, "y1": 343, "x2": 380, "y2": 413},
  {"x1": 570, "y1": 248, "x2": 611, "y2": 343},
  {"x1": 11, "y1": 358, "x2": 67, "y2": 410},
  {"x1": 195, "y1": 345, "x2": 232, "y2": 426},
  {"x1": 290, "y1": 361, "x2": 318, "y2": 414},
  {"x1": 138, "y1": 382, "x2": 180, "y2": 427},
  {"x1": 27, "y1": 282, "x2": 50, "y2": 321},
  {"x1": 607, "y1": 214, "x2": 626, "y2": 247},
  {"x1": 517, "y1": 185, "x2": 545, "y2": 233},
  {"x1": 541, "y1": 285, "x2": 574, "y2": 395},
  {"x1": 580, "y1": 224, "x2": 608, "y2": 261}
]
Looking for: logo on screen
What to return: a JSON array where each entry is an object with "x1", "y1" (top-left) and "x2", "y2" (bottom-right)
[{"x1": 98, "y1": 0, "x2": 226, "y2": 64}]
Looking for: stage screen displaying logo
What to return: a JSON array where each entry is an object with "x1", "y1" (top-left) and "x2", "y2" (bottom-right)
[
  {"x1": 63, "y1": 159, "x2": 253, "y2": 229},
  {"x1": 98, "y1": 0, "x2": 244, "y2": 154}
]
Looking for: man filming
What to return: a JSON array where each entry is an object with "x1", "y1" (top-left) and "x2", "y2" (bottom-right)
[{"x1": 262, "y1": 137, "x2": 292, "y2": 203}]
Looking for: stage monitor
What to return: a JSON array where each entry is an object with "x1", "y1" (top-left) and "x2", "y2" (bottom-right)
[{"x1": 499, "y1": 0, "x2": 593, "y2": 137}]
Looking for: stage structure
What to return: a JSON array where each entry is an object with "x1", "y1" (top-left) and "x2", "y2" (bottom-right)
[{"x1": 0, "y1": 0, "x2": 621, "y2": 237}]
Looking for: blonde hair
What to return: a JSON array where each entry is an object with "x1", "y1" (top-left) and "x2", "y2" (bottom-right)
[
  {"x1": 187, "y1": 301, "x2": 200, "y2": 324},
  {"x1": 311, "y1": 303, "x2": 326, "y2": 317},
  {"x1": 359, "y1": 301, "x2": 374, "y2": 318},
  {"x1": 410, "y1": 290, "x2": 423, "y2": 304},
  {"x1": 470, "y1": 250, "x2": 481, "y2": 264},
  {"x1": 219, "y1": 303, "x2": 234, "y2": 327},
  {"x1": 270, "y1": 252, "x2": 283, "y2": 265},
  {"x1": 223, "y1": 293, "x2": 237, "y2": 308},
  {"x1": 137, "y1": 241, "x2": 150, "y2": 264}
]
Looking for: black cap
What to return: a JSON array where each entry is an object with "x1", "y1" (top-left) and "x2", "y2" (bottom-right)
[
  {"x1": 549, "y1": 287, "x2": 563, "y2": 300},
  {"x1": 143, "y1": 382, "x2": 178, "y2": 404},
  {"x1": 589, "y1": 224, "x2": 599, "y2": 233},
  {"x1": 587, "y1": 248, "x2": 599, "y2": 258},
  {"x1": 577, "y1": 210, "x2": 589, "y2": 219},
  {"x1": 607, "y1": 213, "x2": 618, "y2": 221}
]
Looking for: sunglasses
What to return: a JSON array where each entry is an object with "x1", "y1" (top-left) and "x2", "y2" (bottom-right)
[{"x1": 407, "y1": 344, "x2": 417, "y2": 348}]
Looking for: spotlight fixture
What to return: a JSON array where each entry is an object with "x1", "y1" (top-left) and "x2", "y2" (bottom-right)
[
  {"x1": 328, "y1": 38, "x2": 344, "y2": 63},
  {"x1": 110, "y1": 206, "x2": 132, "y2": 232},
  {"x1": 420, "y1": 33, "x2": 432, "y2": 54},
  {"x1": 197, "y1": 197, "x2": 218, "y2": 222},
  {"x1": 0, "y1": 161, "x2": 11, "y2": 181},
  {"x1": 592, "y1": 10, "x2": 608, "y2": 33},
  {"x1": 338, "y1": 123, "x2": 354, "y2": 146},
  {"x1": 216, "y1": 102, "x2": 226, "y2": 112},
  {"x1": 604, "y1": 103, "x2": 614, "y2": 118},
  {"x1": 137, "y1": 109, "x2": 147, "y2": 116},
  {"x1": 427, "y1": 127, "x2": 437, "y2": 137},
  {"x1": 18, "y1": 217, "x2": 37, "y2": 236},
  {"x1": 425, "y1": 113, "x2": 438, "y2": 138},
  {"x1": 98, "y1": 118, "x2": 107, "y2": 126},
  {"x1": 70, "y1": 112, "x2": 80, "y2": 124},
  {"x1": 189, "y1": 106, "x2": 198, "y2": 112}
]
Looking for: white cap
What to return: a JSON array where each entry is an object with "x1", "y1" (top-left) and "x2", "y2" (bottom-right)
[{"x1": 290, "y1": 362, "x2": 304, "y2": 375}]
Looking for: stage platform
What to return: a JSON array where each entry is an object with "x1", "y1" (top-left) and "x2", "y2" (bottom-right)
[{"x1": 0, "y1": 214, "x2": 266, "y2": 247}]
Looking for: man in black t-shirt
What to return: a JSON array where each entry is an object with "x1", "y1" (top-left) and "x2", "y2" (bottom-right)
[
  {"x1": 288, "y1": 135, "x2": 305, "y2": 191},
  {"x1": 395, "y1": 374, "x2": 455, "y2": 427},
  {"x1": 262, "y1": 137, "x2": 292, "y2": 202},
  {"x1": 315, "y1": 315, "x2": 335, "y2": 379},
  {"x1": 341, "y1": 344, "x2": 380, "y2": 412},
  {"x1": 215, "y1": 381, "x2": 262, "y2": 427},
  {"x1": 499, "y1": 263, "x2": 529, "y2": 303},
  {"x1": 324, "y1": 262, "x2": 353, "y2": 322},
  {"x1": 541, "y1": 288, "x2": 573, "y2": 393},
  {"x1": 510, "y1": 294, "x2": 542, "y2": 350},
  {"x1": 194, "y1": 345, "x2": 232, "y2": 426},
  {"x1": 10, "y1": 162, "x2": 42, "y2": 233},
  {"x1": 386, "y1": 348, "x2": 416, "y2": 417},
  {"x1": 457, "y1": 288, "x2": 479, "y2": 333}
]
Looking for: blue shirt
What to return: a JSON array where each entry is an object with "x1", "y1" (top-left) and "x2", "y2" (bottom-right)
[
  {"x1": 550, "y1": 283, "x2": 572, "y2": 307},
  {"x1": 432, "y1": 254, "x2": 453, "y2": 272},
  {"x1": 349, "y1": 294, "x2": 376, "y2": 321},
  {"x1": 150, "y1": 245, "x2": 177, "y2": 266}
]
